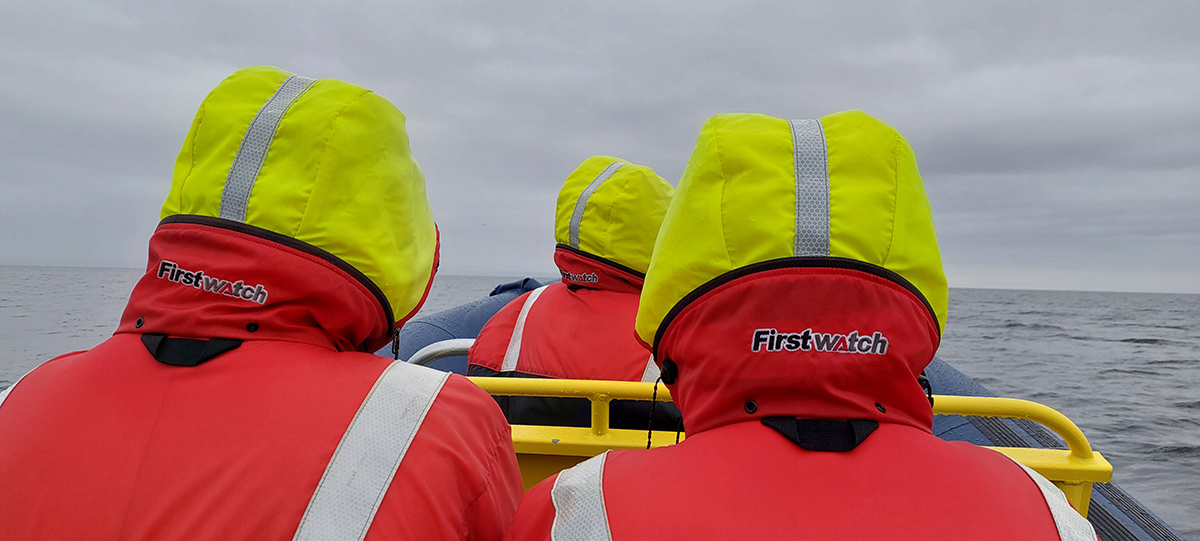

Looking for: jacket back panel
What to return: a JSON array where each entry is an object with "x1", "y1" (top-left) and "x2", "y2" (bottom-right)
[
  {"x1": 511, "y1": 421, "x2": 1065, "y2": 540},
  {"x1": 0, "y1": 334, "x2": 519, "y2": 540},
  {"x1": 470, "y1": 283, "x2": 648, "y2": 381}
]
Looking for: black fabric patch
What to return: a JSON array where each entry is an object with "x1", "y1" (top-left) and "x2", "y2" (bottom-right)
[
  {"x1": 141, "y1": 333, "x2": 242, "y2": 367},
  {"x1": 761, "y1": 416, "x2": 878, "y2": 452},
  {"x1": 467, "y1": 364, "x2": 683, "y2": 431}
]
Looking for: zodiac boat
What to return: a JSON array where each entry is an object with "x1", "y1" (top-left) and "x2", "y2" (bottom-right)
[{"x1": 382, "y1": 278, "x2": 1187, "y2": 541}]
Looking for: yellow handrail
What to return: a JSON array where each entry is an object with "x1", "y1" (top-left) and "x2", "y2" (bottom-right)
[
  {"x1": 469, "y1": 377, "x2": 1112, "y2": 516},
  {"x1": 931, "y1": 395, "x2": 1094, "y2": 458}
]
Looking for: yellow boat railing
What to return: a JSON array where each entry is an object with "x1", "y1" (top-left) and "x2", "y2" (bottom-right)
[{"x1": 469, "y1": 377, "x2": 1113, "y2": 516}]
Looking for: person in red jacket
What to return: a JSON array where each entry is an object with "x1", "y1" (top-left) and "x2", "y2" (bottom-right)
[
  {"x1": 0, "y1": 66, "x2": 522, "y2": 540},
  {"x1": 468, "y1": 156, "x2": 680, "y2": 430},
  {"x1": 505, "y1": 112, "x2": 1098, "y2": 540}
]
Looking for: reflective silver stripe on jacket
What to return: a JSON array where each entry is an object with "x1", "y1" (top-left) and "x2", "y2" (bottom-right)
[
  {"x1": 293, "y1": 361, "x2": 449, "y2": 541},
  {"x1": 501, "y1": 285, "x2": 550, "y2": 373},
  {"x1": 569, "y1": 161, "x2": 627, "y2": 249},
  {"x1": 1014, "y1": 462, "x2": 1098, "y2": 541},
  {"x1": 639, "y1": 355, "x2": 660, "y2": 383},
  {"x1": 551, "y1": 451, "x2": 613, "y2": 541},
  {"x1": 788, "y1": 119, "x2": 830, "y2": 257},
  {"x1": 219, "y1": 74, "x2": 318, "y2": 222}
]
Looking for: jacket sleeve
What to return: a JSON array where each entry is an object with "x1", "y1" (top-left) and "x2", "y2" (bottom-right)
[
  {"x1": 466, "y1": 417, "x2": 525, "y2": 541},
  {"x1": 502, "y1": 475, "x2": 557, "y2": 541},
  {"x1": 467, "y1": 292, "x2": 530, "y2": 372}
]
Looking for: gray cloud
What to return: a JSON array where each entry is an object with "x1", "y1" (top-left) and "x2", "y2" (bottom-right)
[{"x1": 1, "y1": 0, "x2": 1197, "y2": 292}]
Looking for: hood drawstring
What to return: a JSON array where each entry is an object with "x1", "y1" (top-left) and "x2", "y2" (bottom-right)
[
  {"x1": 646, "y1": 376, "x2": 662, "y2": 449},
  {"x1": 392, "y1": 330, "x2": 401, "y2": 361},
  {"x1": 918, "y1": 371, "x2": 934, "y2": 407}
]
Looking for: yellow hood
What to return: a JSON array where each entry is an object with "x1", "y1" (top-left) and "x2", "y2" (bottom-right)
[
  {"x1": 635, "y1": 111, "x2": 946, "y2": 345},
  {"x1": 553, "y1": 156, "x2": 675, "y2": 275},
  {"x1": 161, "y1": 66, "x2": 438, "y2": 328}
]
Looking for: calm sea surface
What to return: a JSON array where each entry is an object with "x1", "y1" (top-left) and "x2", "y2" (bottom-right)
[{"x1": 2, "y1": 265, "x2": 1197, "y2": 537}]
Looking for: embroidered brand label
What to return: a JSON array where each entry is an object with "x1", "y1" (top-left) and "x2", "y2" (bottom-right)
[
  {"x1": 751, "y1": 328, "x2": 888, "y2": 355},
  {"x1": 156, "y1": 260, "x2": 268, "y2": 305},
  {"x1": 559, "y1": 269, "x2": 599, "y2": 284}
]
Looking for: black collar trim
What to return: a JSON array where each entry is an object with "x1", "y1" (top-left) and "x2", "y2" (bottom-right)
[
  {"x1": 555, "y1": 243, "x2": 646, "y2": 280},
  {"x1": 653, "y1": 256, "x2": 940, "y2": 357}
]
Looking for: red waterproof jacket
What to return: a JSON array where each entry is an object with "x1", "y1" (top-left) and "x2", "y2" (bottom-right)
[
  {"x1": 505, "y1": 263, "x2": 1096, "y2": 540},
  {"x1": 468, "y1": 247, "x2": 681, "y2": 430},
  {"x1": 469, "y1": 247, "x2": 655, "y2": 382},
  {"x1": 0, "y1": 218, "x2": 523, "y2": 540}
]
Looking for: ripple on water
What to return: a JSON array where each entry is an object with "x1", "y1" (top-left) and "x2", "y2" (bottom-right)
[
  {"x1": 1117, "y1": 337, "x2": 1187, "y2": 346},
  {"x1": 1000, "y1": 321, "x2": 1066, "y2": 331},
  {"x1": 1148, "y1": 444, "x2": 1200, "y2": 458},
  {"x1": 1097, "y1": 368, "x2": 1163, "y2": 377}
]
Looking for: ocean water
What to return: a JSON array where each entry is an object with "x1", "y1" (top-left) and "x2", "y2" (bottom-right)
[
  {"x1": 1, "y1": 265, "x2": 1197, "y2": 537},
  {"x1": 938, "y1": 288, "x2": 1200, "y2": 538}
]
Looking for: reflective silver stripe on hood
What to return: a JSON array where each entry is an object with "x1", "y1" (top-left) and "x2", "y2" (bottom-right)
[
  {"x1": 788, "y1": 119, "x2": 830, "y2": 257},
  {"x1": 219, "y1": 74, "x2": 318, "y2": 222},
  {"x1": 551, "y1": 451, "x2": 613, "y2": 541},
  {"x1": 293, "y1": 361, "x2": 449, "y2": 541},
  {"x1": 1014, "y1": 462, "x2": 1098, "y2": 541},
  {"x1": 501, "y1": 285, "x2": 550, "y2": 373},
  {"x1": 569, "y1": 161, "x2": 627, "y2": 249}
]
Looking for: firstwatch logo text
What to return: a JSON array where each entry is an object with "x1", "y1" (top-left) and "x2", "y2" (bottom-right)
[
  {"x1": 560, "y1": 269, "x2": 599, "y2": 284},
  {"x1": 157, "y1": 260, "x2": 268, "y2": 305},
  {"x1": 751, "y1": 328, "x2": 888, "y2": 355}
]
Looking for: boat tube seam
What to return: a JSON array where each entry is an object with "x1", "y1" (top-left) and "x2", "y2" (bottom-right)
[{"x1": 1096, "y1": 482, "x2": 1184, "y2": 541}]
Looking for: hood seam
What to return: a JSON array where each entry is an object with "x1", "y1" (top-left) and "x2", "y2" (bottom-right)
[
  {"x1": 602, "y1": 171, "x2": 638, "y2": 267},
  {"x1": 599, "y1": 171, "x2": 623, "y2": 263},
  {"x1": 712, "y1": 120, "x2": 734, "y2": 270},
  {"x1": 882, "y1": 130, "x2": 901, "y2": 266},
  {"x1": 292, "y1": 87, "x2": 373, "y2": 238},
  {"x1": 180, "y1": 102, "x2": 208, "y2": 214}
]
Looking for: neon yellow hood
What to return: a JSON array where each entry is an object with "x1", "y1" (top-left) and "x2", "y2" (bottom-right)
[
  {"x1": 635, "y1": 111, "x2": 947, "y2": 345},
  {"x1": 553, "y1": 156, "x2": 675, "y2": 275},
  {"x1": 161, "y1": 66, "x2": 438, "y2": 328}
]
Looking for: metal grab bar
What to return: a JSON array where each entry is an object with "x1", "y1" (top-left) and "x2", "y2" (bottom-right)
[
  {"x1": 406, "y1": 339, "x2": 475, "y2": 366},
  {"x1": 468, "y1": 377, "x2": 1112, "y2": 515}
]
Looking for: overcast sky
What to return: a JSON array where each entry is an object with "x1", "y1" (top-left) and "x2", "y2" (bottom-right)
[{"x1": 1, "y1": 1, "x2": 1197, "y2": 293}]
